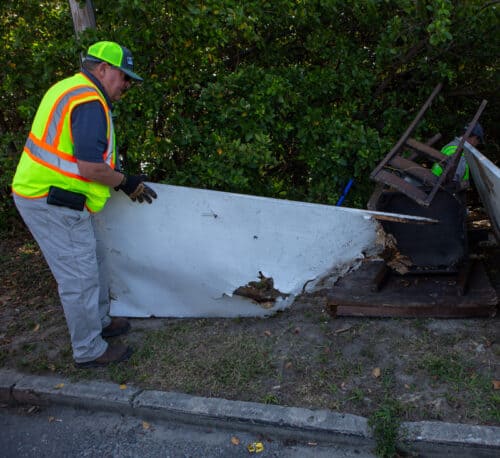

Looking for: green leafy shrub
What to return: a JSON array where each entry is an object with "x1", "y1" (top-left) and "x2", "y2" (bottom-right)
[{"x1": 1, "y1": 0, "x2": 498, "y2": 229}]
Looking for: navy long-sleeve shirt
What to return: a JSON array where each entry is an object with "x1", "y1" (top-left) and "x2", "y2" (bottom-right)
[{"x1": 71, "y1": 69, "x2": 114, "y2": 164}]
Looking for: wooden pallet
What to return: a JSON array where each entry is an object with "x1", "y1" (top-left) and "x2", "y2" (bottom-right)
[{"x1": 326, "y1": 260, "x2": 498, "y2": 318}]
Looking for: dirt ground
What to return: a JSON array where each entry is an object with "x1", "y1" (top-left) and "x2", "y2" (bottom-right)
[{"x1": 1, "y1": 221, "x2": 499, "y2": 430}]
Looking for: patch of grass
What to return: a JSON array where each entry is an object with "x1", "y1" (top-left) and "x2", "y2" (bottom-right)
[
  {"x1": 418, "y1": 353, "x2": 466, "y2": 384},
  {"x1": 125, "y1": 325, "x2": 276, "y2": 399},
  {"x1": 108, "y1": 362, "x2": 138, "y2": 385},
  {"x1": 315, "y1": 346, "x2": 330, "y2": 364},
  {"x1": 328, "y1": 383, "x2": 339, "y2": 395},
  {"x1": 336, "y1": 358, "x2": 362, "y2": 379},
  {"x1": 417, "y1": 352, "x2": 499, "y2": 423},
  {"x1": 347, "y1": 387, "x2": 365, "y2": 404},
  {"x1": 380, "y1": 367, "x2": 396, "y2": 391},
  {"x1": 262, "y1": 393, "x2": 279, "y2": 405},
  {"x1": 368, "y1": 398, "x2": 405, "y2": 458}
]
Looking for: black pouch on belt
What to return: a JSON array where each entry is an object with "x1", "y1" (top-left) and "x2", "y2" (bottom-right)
[{"x1": 46, "y1": 186, "x2": 86, "y2": 211}]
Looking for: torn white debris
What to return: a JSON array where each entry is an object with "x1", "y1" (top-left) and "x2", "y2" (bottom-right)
[
  {"x1": 464, "y1": 144, "x2": 500, "y2": 241},
  {"x1": 94, "y1": 184, "x2": 421, "y2": 318}
]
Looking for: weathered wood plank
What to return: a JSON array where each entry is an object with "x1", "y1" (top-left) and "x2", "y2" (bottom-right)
[
  {"x1": 405, "y1": 138, "x2": 447, "y2": 162},
  {"x1": 372, "y1": 170, "x2": 429, "y2": 205},
  {"x1": 389, "y1": 156, "x2": 438, "y2": 185}
]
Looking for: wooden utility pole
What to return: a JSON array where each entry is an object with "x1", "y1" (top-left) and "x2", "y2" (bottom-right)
[{"x1": 68, "y1": 0, "x2": 96, "y2": 36}]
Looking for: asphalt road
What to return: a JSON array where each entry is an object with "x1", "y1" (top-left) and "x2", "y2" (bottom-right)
[{"x1": 0, "y1": 403, "x2": 375, "y2": 457}]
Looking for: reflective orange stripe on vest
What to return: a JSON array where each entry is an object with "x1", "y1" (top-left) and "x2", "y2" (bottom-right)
[
  {"x1": 26, "y1": 85, "x2": 114, "y2": 180},
  {"x1": 24, "y1": 133, "x2": 87, "y2": 181},
  {"x1": 43, "y1": 86, "x2": 99, "y2": 144}
]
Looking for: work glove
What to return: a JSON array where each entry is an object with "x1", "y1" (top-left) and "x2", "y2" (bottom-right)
[{"x1": 117, "y1": 174, "x2": 158, "y2": 204}]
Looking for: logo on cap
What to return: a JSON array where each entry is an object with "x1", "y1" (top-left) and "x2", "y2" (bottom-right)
[{"x1": 127, "y1": 56, "x2": 133, "y2": 66}]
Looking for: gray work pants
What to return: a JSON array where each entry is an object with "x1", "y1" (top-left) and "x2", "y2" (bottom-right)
[{"x1": 13, "y1": 194, "x2": 111, "y2": 363}]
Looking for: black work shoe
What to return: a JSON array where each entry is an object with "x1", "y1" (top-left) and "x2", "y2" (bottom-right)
[
  {"x1": 75, "y1": 344, "x2": 133, "y2": 369},
  {"x1": 101, "y1": 317, "x2": 131, "y2": 338}
]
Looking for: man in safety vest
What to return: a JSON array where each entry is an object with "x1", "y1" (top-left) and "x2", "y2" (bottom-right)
[
  {"x1": 431, "y1": 122, "x2": 485, "y2": 186},
  {"x1": 12, "y1": 41, "x2": 157, "y2": 368}
]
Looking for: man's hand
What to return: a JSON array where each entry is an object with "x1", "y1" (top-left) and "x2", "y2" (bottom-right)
[{"x1": 117, "y1": 174, "x2": 158, "y2": 204}]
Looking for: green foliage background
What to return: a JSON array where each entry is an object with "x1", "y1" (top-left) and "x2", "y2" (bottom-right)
[{"x1": 1, "y1": 0, "x2": 499, "y2": 228}]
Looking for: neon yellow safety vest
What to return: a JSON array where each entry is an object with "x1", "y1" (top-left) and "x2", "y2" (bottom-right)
[
  {"x1": 12, "y1": 72, "x2": 116, "y2": 212},
  {"x1": 431, "y1": 140, "x2": 470, "y2": 181}
]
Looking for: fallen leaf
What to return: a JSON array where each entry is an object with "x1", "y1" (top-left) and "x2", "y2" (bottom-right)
[
  {"x1": 142, "y1": 421, "x2": 151, "y2": 430},
  {"x1": 119, "y1": 384, "x2": 127, "y2": 390},
  {"x1": 54, "y1": 383, "x2": 64, "y2": 389},
  {"x1": 493, "y1": 380, "x2": 500, "y2": 390},
  {"x1": 285, "y1": 362, "x2": 293, "y2": 369},
  {"x1": 48, "y1": 416, "x2": 55, "y2": 422},
  {"x1": 33, "y1": 323, "x2": 40, "y2": 332},
  {"x1": 404, "y1": 384, "x2": 410, "y2": 390},
  {"x1": 231, "y1": 436, "x2": 240, "y2": 445},
  {"x1": 48, "y1": 364, "x2": 56, "y2": 372},
  {"x1": 372, "y1": 367, "x2": 381, "y2": 378},
  {"x1": 264, "y1": 330, "x2": 272, "y2": 337},
  {"x1": 247, "y1": 442, "x2": 264, "y2": 453},
  {"x1": 293, "y1": 327, "x2": 300, "y2": 334}
]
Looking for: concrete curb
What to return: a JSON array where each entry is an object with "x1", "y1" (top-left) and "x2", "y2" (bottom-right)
[{"x1": 1, "y1": 369, "x2": 499, "y2": 457}]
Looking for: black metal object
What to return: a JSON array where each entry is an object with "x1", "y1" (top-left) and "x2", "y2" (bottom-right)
[{"x1": 376, "y1": 187, "x2": 468, "y2": 270}]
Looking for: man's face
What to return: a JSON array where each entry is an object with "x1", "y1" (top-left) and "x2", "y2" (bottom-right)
[{"x1": 98, "y1": 63, "x2": 132, "y2": 102}]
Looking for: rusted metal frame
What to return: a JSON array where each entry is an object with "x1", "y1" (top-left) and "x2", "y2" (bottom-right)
[
  {"x1": 362, "y1": 208, "x2": 438, "y2": 224},
  {"x1": 426, "y1": 99, "x2": 488, "y2": 205},
  {"x1": 370, "y1": 83, "x2": 443, "y2": 180}
]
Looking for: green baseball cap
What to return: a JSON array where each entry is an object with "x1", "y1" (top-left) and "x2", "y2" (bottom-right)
[{"x1": 85, "y1": 41, "x2": 143, "y2": 81}]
